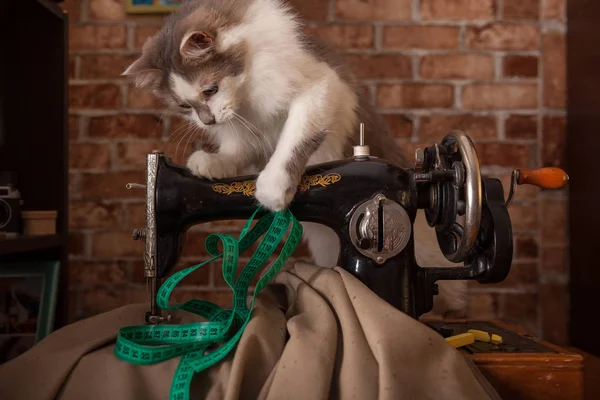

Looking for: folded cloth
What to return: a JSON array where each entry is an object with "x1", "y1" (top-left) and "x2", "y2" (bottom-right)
[{"x1": 0, "y1": 262, "x2": 500, "y2": 400}]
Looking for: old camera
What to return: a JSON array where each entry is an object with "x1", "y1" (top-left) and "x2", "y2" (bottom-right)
[{"x1": 0, "y1": 171, "x2": 23, "y2": 237}]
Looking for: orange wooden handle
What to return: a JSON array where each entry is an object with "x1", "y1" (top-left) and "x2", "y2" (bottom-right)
[{"x1": 517, "y1": 168, "x2": 569, "y2": 189}]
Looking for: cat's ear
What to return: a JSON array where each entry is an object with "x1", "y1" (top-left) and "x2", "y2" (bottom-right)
[
  {"x1": 180, "y1": 31, "x2": 214, "y2": 60},
  {"x1": 122, "y1": 57, "x2": 161, "y2": 89}
]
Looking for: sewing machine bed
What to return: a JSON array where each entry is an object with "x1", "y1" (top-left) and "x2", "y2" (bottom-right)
[{"x1": 0, "y1": 262, "x2": 501, "y2": 400}]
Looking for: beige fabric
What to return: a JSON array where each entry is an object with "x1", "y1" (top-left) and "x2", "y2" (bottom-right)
[{"x1": 0, "y1": 262, "x2": 499, "y2": 400}]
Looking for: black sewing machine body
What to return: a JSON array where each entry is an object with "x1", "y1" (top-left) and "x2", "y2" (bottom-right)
[
  {"x1": 131, "y1": 129, "x2": 567, "y2": 324},
  {"x1": 155, "y1": 156, "x2": 424, "y2": 314}
]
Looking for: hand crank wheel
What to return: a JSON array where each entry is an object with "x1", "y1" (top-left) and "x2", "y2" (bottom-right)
[{"x1": 431, "y1": 131, "x2": 483, "y2": 263}]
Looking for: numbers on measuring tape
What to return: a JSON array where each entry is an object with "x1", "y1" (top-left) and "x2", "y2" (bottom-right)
[{"x1": 114, "y1": 208, "x2": 302, "y2": 400}]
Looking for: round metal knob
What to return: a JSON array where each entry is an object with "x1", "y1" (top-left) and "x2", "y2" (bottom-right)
[{"x1": 132, "y1": 229, "x2": 146, "y2": 241}]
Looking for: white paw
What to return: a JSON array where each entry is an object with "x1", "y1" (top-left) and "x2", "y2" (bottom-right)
[
  {"x1": 186, "y1": 151, "x2": 236, "y2": 180},
  {"x1": 255, "y1": 166, "x2": 296, "y2": 211}
]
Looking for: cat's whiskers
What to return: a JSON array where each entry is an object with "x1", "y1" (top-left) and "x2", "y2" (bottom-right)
[
  {"x1": 182, "y1": 125, "x2": 200, "y2": 162},
  {"x1": 233, "y1": 112, "x2": 262, "y2": 136},
  {"x1": 232, "y1": 113, "x2": 271, "y2": 158},
  {"x1": 165, "y1": 120, "x2": 192, "y2": 145},
  {"x1": 174, "y1": 125, "x2": 196, "y2": 163}
]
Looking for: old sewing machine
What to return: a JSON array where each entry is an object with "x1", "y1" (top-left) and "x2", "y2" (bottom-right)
[{"x1": 126, "y1": 125, "x2": 569, "y2": 326}]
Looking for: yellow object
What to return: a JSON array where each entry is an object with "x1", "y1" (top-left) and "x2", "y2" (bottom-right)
[
  {"x1": 467, "y1": 329, "x2": 491, "y2": 342},
  {"x1": 490, "y1": 334, "x2": 503, "y2": 345},
  {"x1": 445, "y1": 333, "x2": 475, "y2": 349}
]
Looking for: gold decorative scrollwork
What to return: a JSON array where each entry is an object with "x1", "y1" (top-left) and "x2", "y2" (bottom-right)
[
  {"x1": 298, "y1": 173, "x2": 341, "y2": 191},
  {"x1": 212, "y1": 180, "x2": 257, "y2": 196},
  {"x1": 211, "y1": 173, "x2": 341, "y2": 196}
]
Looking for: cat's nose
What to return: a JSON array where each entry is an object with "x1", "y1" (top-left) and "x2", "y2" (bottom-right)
[{"x1": 204, "y1": 116, "x2": 216, "y2": 125}]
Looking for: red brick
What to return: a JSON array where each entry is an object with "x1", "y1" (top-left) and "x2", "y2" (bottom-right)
[
  {"x1": 131, "y1": 259, "x2": 212, "y2": 286},
  {"x1": 508, "y1": 203, "x2": 539, "y2": 230},
  {"x1": 70, "y1": 84, "x2": 121, "y2": 109},
  {"x1": 69, "y1": 143, "x2": 111, "y2": 170},
  {"x1": 135, "y1": 26, "x2": 161, "y2": 50},
  {"x1": 542, "y1": 32, "x2": 566, "y2": 108},
  {"x1": 462, "y1": 83, "x2": 538, "y2": 109},
  {"x1": 69, "y1": 56, "x2": 76, "y2": 79},
  {"x1": 69, "y1": 25, "x2": 127, "y2": 50},
  {"x1": 420, "y1": 115, "x2": 496, "y2": 141},
  {"x1": 381, "y1": 115, "x2": 413, "y2": 138},
  {"x1": 335, "y1": 0, "x2": 411, "y2": 20},
  {"x1": 541, "y1": 199, "x2": 567, "y2": 245},
  {"x1": 382, "y1": 26, "x2": 460, "y2": 50},
  {"x1": 475, "y1": 262, "x2": 537, "y2": 289},
  {"x1": 171, "y1": 290, "x2": 233, "y2": 308},
  {"x1": 70, "y1": 201, "x2": 123, "y2": 229},
  {"x1": 68, "y1": 290, "x2": 80, "y2": 323},
  {"x1": 540, "y1": 283, "x2": 569, "y2": 344},
  {"x1": 69, "y1": 171, "x2": 79, "y2": 200},
  {"x1": 88, "y1": 114, "x2": 163, "y2": 139},
  {"x1": 181, "y1": 233, "x2": 213, "y2": 258},
  {"x1": 503, "y1": 55, "x2": 538, "y2": 78},
  {"x1": 395, "y1": 141, "x2": 428, "y2": 161},
  {"x1": 59, "y1": 0, "x2": 82, "y2": 22},
  {"x1": 505, "y1": 115, "x2": 537, "y2": 139},
  {"x1": 541, "y1": 247, "x2": 567, "y2": 274},
  {"x1": 476, "y1": 142, "x2": 532, "y2": 168},
  {"x1": 421, "y1": 0, "x2": 496, "y2": 20},
  {"x1": 127, "y1": 86, "x2": 164, "y2": 109},
  {"x1": 80, "y1": 171, "x2": 146, "y2": 199},
  {"x1": 286, "y1": 0, "x2": 328, "y2": 20},
  {"x1": 306, "y1": 24, "x2": 373, "y2": 49},
  {"x1": 80, "y1": 55, "x2": 138, "y2": 80},
  {"x1": 80, "y1": 286, "x2": 149, "y2": 317},
  {"x1": 80, "y1": 287, "x2": 125, "y2": 316},
  {"x1": 503, "y1": 0, "x2": 540, "y2": 20},
  {"x1": 542, "y1": 116, "x2": 566, "y2": 168},
  {"x1": 69, "y1": 260, "x2": 128, "y2": 286},
  {"x1": 69, "y1": 232, "x2": 86, "y2": 256},
  {"x1": 420, "y1": 54, "x2": 494, "y2": 79},
  {"x1": 467, "y1": 293, "x2": 499, "y2": 319},
  {"x1": 516, "y1": 236, "x2": 539, "y2": 259},
  {"x1": 92, "y1": 231, "x2": 145, "y2": 258},
  {"x1": 125, "y1": 203, "x2": 146, "y2": 229},
  {"x1": 466, "y1": 23, "x2": 540, "y2": 50},
  {"x1": 502, "y1": 293, "x2": 538, "y2": 335},
  {"x1": 542, "y1": 0, "x2": 565, "y2": 20},
  {"x1": 89, "y1": 0, "x2": 126, "y2": 21},
  {"x1": 377, "y1": 84, "x2": 454, "y2": 109},
  {"x1": 346, "y1": 54, "x2": 412, "y2": 79},
  {"x1": 69, "y1": 116, "x2": 79, "y2": 139},
  {"x1": 115, "y1": 140, "x2": 166, "y2": 170}
]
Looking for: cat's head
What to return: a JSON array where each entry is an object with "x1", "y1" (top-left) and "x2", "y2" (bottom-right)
[{"x1": 123, "y1": 3, "x2": 249, "y2": 127}]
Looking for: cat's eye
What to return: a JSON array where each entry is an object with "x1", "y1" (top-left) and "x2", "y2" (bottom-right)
[
  {"x1": 178, "y1": 103, "x2": 192, "y2": 109},
  {"x1": 203, "y1": 86, "x2": 218, "y2": 96}
]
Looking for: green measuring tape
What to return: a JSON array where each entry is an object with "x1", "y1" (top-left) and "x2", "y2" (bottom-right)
[{"x1": 115, "y1": 207, "x2": 302, "y2": 400}]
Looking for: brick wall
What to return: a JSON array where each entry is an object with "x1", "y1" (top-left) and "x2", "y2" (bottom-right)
[{"x1": 60, "y1": 0, "x2": 569, "y2": 343}]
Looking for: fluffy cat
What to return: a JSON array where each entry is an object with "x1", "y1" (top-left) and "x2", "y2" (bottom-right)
[{"x1": 123, "y1": 0, "x2": 467, "y2": 315}]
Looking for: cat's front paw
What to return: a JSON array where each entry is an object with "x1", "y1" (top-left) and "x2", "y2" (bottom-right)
[
  {"x1": 187, "y1": 151, "x2": 236, "y2": 180},
  {"x1": 255, "y1": 167, "x2": 296, "y2": 212}
]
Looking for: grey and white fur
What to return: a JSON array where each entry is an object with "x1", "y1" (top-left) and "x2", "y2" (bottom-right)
[{"x1": 124, "y1": 0, "x2": 467, "y2": 315}]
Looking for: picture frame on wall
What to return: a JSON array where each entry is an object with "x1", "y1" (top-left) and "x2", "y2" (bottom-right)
[
  {"x1": 124, "y1": 0, "x2": 182, "y2": 14},
  {"x1": 0, "y1": 261, "x2": 60, "y2": 365}
]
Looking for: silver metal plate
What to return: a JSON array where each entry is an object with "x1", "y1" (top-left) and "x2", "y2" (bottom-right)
[{"x1": 349, "y1": 195, "x2": 412, "y2": 264}]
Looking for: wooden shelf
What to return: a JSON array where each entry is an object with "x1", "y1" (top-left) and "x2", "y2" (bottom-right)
[{"x1": 0, "y1": 235, "x2": 62, "y2": 256}]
